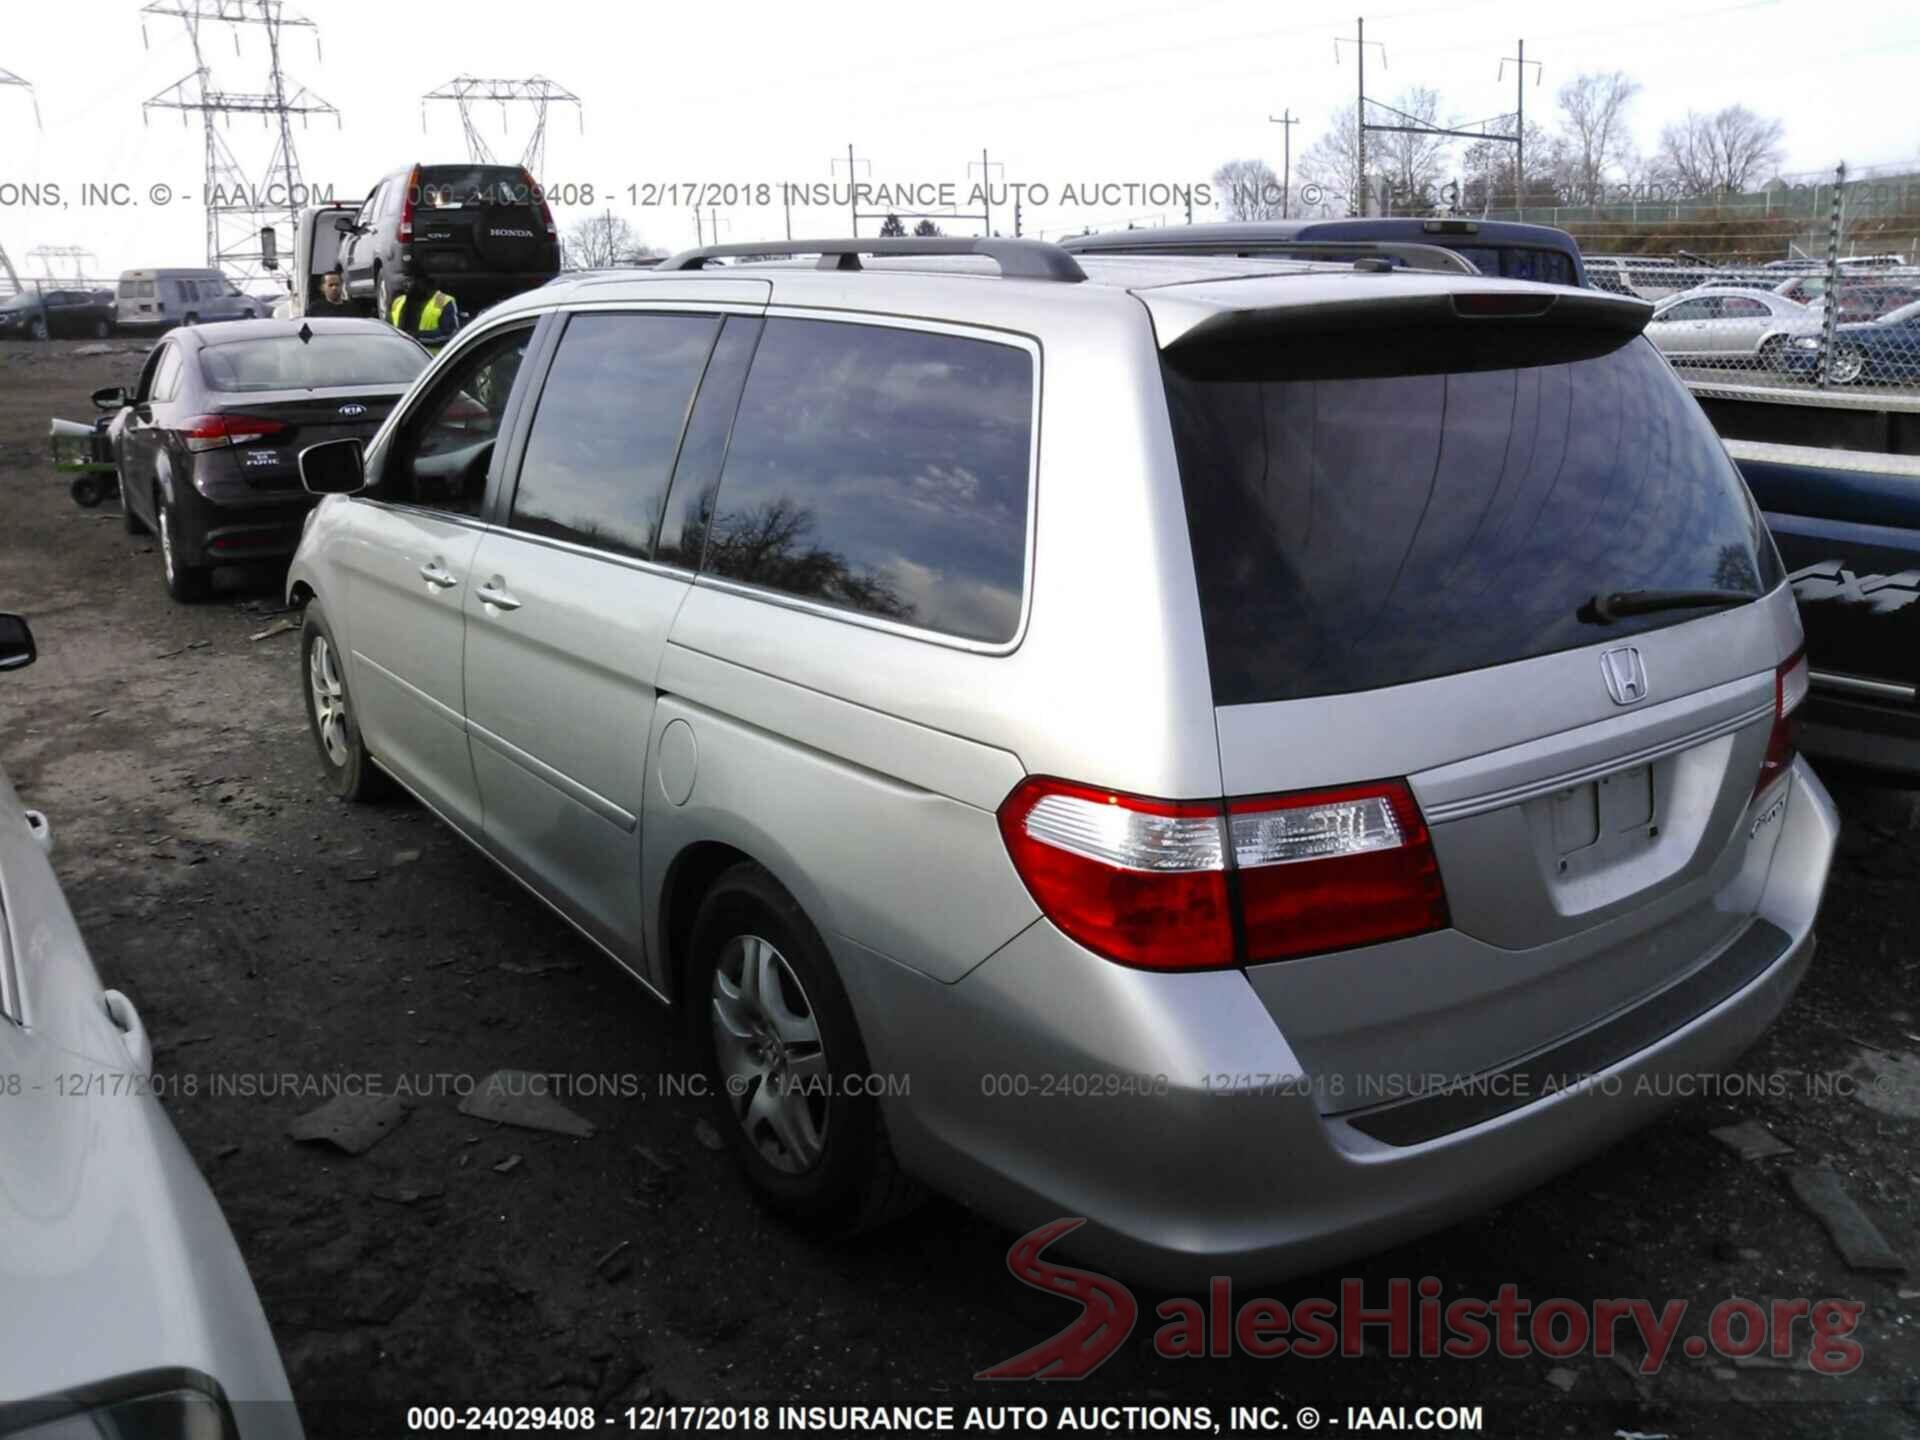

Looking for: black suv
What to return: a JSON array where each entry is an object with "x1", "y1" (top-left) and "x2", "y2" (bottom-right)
[{"x1": 336, "y1": 163, "x2": 562, "y2": 316}]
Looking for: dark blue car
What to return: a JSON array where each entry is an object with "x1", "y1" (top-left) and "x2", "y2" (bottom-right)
[{"x1": 1781, "y1": 299, "x2": 1920, "y2": 385}]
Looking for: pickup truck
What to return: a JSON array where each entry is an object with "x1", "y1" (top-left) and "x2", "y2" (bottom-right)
[{"x1": 1728, "y1": 439, "x2": 1920, "y2": 778}]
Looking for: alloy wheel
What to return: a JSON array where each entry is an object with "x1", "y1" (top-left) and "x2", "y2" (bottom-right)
[
  {"x1": 710, "y1": 933, "x2": 829, "y2": 1174},
  {"x1": 308, "y1": 633, "x2": 350, "y2": 768}
]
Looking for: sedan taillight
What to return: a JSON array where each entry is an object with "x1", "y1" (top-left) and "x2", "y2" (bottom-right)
[
  {"x1": 182, "y1": 414, "x2": 289, "y2": 452},
  {"x1": 997, "y1": 776, "x2": 1448, "y2": 970},
  {"x1": 1754, "y1": 649, "x2": 1810, "y2": 799}
]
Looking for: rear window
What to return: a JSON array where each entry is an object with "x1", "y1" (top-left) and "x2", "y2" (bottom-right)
[
  {"x1": 703, "y1": 318, "x2": 1034, "y2": 644},
  {"x1": 418, "y1": 165, "x2": 532, "y2": 209},
  {"x1": 1451, "y1": 246, "x2": 1577, "y2": 286},
  {"x1": 1163, "y1": 336, "x2": 1782, "y2": 706},
  {"x1": 199, "y1": 334, "x2": 429, "y2": 392},
  {"x1": 119, "y1": 279, "x2": 154, "y2": 299}
]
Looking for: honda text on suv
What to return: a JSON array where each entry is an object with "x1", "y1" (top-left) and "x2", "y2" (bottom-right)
[
  {"x1": 284, "y1": 236, "x2": 1837, "y2": 1284},
  {"x1": 337, "y1": 164, "x2": 563, "y2": 318}
]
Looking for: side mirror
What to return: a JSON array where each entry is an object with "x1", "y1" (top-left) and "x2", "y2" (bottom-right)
[
  {"x1": 260, "y1": 225, "x2": 280, "y2": 271},
  {"x1": 299, "y1": 437, "x2": 366, "y2": 496},
  {"x1": 91, "y1": 386, "x2": 127, "y2": 412},
  {"x1": 0, "y1": 613, "x2": 35, "y2": 673}
]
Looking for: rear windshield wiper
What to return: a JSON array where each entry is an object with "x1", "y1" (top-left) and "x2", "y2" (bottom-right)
[{"x1": 1578, "y1": 588, "x2": 1755, "y2": 624}]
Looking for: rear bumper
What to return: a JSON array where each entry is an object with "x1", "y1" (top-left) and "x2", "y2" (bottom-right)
[
  {"x1": 172, "y1": 482, "x2": 316, "y2": 567},
  {"x1": 838, "y1": 758, "x2": 1838, "y2": 1287}
]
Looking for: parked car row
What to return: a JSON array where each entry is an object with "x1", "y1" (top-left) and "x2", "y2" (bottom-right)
[
  {"x1": 1647, "y1": 282, "x2": 1920, "y2": 383},
  {"x1": 0, "y1": 288, "x2": 115, "y2": 340}
]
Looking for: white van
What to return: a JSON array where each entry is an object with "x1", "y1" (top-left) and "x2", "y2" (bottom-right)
[
  {"x1": 269, "y1": 205, "x2": 367, "y2": 320},
  {"x1": 115, "y1": 268, "x2": 261, "y2": 331}
]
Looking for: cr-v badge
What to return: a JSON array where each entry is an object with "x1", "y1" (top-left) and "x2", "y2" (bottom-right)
[{"x1": 1601, "y1": 646, "x2": 1649, "y2": 706}]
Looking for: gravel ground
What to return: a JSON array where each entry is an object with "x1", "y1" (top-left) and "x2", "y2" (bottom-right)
[{"x1": 3, "y1": 336, "x2": 1919, "y2": 1439}]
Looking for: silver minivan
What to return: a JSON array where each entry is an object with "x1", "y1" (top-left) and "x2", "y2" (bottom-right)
[{"x1": 285, "y1": 237, "x2": 1837, "y2": 1284}]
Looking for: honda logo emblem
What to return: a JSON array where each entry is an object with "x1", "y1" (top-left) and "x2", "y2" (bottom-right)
[
  {"x1": 1601, "y1": 646, "x2": 1649, "y2": 706},
  {"x1": 338, "y1": 402, "x2": 367, "y2": 417}
]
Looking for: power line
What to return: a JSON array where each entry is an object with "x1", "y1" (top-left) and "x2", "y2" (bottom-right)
[{"x1": 420, "y1": 77, "x2": 583, "y2": 179}]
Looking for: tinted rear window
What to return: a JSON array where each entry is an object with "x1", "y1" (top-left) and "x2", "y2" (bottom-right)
[
  {"x1": 704, "y1": 318, "x2": 1033, "y2": 643},
  {"x1": 1452, "y1": 245, "x2": 1577, "y2": 286},
  {"x1": 418, "y1": 165, "x2": 532, "y2": 209},
  {"x1": 199, "y1": 334, "x2": 428, "y2": 392},
  {"x1": 119, "y1": 279, "x2": 154, "y2": 298},
  {"x1": 1164, "y1": 336, "x2": 1782, "y2": 706}
]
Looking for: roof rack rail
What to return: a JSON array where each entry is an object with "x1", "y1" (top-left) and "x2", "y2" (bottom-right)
[
  {"x1": 658, "y1": 237, "x2": 1087, "y2": 283},
  {"x1": 1059, "y1": 235, "x2": 1478, "y2": 276}
]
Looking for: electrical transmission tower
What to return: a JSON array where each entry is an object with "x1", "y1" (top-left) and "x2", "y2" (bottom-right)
[
  {"x1": 27, "y1": 246, "x2": 100, "y2": 285},
  {"x1": 140, "y1": 1, "x2": 339, "y2": 285},
  {"x1": 0, "y1": 67, "x2": 39, "y2": 296},
  {"x1": 421, "y1": 77, "x2": 583, "y2": 180}
]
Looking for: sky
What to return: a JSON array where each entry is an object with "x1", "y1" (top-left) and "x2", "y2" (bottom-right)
[{"x1": 2, "y1": 0, "x2": 1917, "y2": 286}]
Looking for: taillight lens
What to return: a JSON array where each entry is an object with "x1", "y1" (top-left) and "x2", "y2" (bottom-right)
[
  {"x1": 997, "y1": 776, "x2": 1448, "y2": 970},
  {"x1": 522, "y1": 167, "x2": 557, "y2": 237},
  {"x1": 182, "y1": 413, "x2": 288, "y2": 452},
  {"x1": 1754, "y1": 649, "x2": 1809, "y2": 798},
  {"x1": 1231, "y1": 782, "x2": 1449, "y2": 962},
  {"x1": 399, "y1": 164, "x2": 420, "y2": 242},
  {"x1": 997, "y1": 778, "x2": 1232, "y2": 970}
]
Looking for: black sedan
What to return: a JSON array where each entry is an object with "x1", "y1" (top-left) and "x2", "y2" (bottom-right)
[
  {"x1": 99, "y1": 317, "x2": 430, "y2": 601},
  {"x1": 0, "y1": 288, "x2": 116, "y2": 341}
]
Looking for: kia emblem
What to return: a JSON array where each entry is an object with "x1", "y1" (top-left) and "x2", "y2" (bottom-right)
[
  {"x1": 338, "y1": 402, "x2": 367, "y2": 417},
  {"x1": 1601, "y1": 646, "x2": 1649, "y2": 706}
]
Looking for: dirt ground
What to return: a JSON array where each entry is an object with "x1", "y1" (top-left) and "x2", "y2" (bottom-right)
[{"x1": 3, "y1": 337, "x2": 1918, "y2": 1440}]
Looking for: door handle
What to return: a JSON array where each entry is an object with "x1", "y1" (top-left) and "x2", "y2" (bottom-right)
[
  {"x1": 476, "y1": 579, "x2": 522, "y2": 612},
  {"x1": 418, "y1": 560, "x2": 458, "y2": 589}
]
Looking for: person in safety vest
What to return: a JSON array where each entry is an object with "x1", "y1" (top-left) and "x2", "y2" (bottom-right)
[{"x1": 388, "y1": 276, "x2": 461, "y2": 346}]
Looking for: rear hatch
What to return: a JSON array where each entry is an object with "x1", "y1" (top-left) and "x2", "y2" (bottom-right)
[
  {"x1": 413, "y1": 164, "x2": 553, "y2": 279},
  {"x1": 192, "y1": 328, "x2": 428, "y2": 490},
  {"x1": 1142, "y1": 274, "x2": 1804, "y2": 1123}
]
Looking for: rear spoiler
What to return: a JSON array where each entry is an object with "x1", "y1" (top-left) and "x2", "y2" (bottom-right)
[{"x1": 1156, "y1": 286, "x2": 1656, "y2": 380}]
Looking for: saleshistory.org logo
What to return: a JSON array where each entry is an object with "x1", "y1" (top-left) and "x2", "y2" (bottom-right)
[{"x1": 977, "y1": 1220, "x2": 1866, "y2": 1380}]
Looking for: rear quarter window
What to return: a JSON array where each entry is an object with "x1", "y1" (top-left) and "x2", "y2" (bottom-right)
[
  {"x1": 1163, "y1": 335, "x2": 1783, "y2": 705},
  {"x1": 702, "y1": 317, "x2": 1034, "y2": 644}
]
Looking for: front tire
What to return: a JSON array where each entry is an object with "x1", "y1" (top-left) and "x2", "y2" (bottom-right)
[
  {"x1": 300, "y1": 600, "x2": 391, "y2": 801},
  {"x1": 374, "y1": 269, "x2": 392, "y2": 322},
  {"x1": 93, "y1": 318, "x2": 112, "y2": 339},
  {"x1": 156, "y1": 497, "x2": 210, "y2": 602},
  {"x1": 1758, "y1": 335, "x2": 1790, "y2": 371},
  {"x1": 28, "y1": 316, "x2": 47, "y2": 341},
  {"x1": 687, "y1": 863, "x2": 918, "y2": 1232},
  {"x1": 1828, "y1": 347, "x2": 1865, "y2": 385}
]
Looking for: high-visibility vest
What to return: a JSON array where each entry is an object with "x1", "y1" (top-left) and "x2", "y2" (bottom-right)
[{"x1": 389, "y1": 290, "x2": 456, "y2": 338}]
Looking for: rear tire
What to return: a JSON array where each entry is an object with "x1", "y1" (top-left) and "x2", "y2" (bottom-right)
[
  {"x1": 686, "y1": 863, "x2": 919, "y2": 1233},
  {"x1": 374, "y1": 269, "x2": 391, "y2": 322},
  {"x1": 28, "y1": 316, "x2": 47, "y2": 341},
  {"x1": 157, "y1": 496, "x2": 210, "y2": 602},
  {"x1": 300, "y1": 599, "x2": 391, "y2": 802},
  {"x1": 1758, "y1": 336, "x2": 1789, "y2": 371}
]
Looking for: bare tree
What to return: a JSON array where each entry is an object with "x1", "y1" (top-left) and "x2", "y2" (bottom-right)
[
  {"x1": 1557, "y1": 71, "x2": 1640, "y2": 204},
  {"x1": 1653, "y1": 106, "x2": 1786, "y2": 196},
  {"x1": 563, "y1": 210, "x2": 645, "y2": 270},
  {"x1": 1212, "y1": 157, "x2": 1287, "y2": 221},
  {"x1": 1298, "y1": 105, "x2": 1361, "y2": 215},
  {"x1": 1457, "y1": 118, "x2": 1564, "y2": 211},
  {"x1": 1369, "y1": 87, "x2": 1451, "y2": 212}
]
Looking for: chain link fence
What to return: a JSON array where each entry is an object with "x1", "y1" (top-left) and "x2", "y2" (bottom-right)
[{"x1": 1514, "y1": 161, "x2": 1920, "y2": 404}]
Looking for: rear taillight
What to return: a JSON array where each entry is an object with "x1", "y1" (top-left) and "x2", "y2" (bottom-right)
[
  {"x1": 522, "y1": 167, "x2": 557, "y2": 237},
  {"x1": 1231, "y1": 781, "x2": 1449, "y2": 962},
  {"x1": 1754, "y1": 649, "x2": 1810, "y2": 799},
  {"x1": 182, "y1": 414, "x2": 288, "y2": 452},
  {"x1": 997, "y1": 776, "x2": 1447, "y2": 971},
  {"x1": 399, "y1": 164, "x2": 420, "y2": 242}
]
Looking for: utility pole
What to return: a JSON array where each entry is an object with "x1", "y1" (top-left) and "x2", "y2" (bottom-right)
[
  {"x1": 831, "y1": 144, "x2": 870, "y2": 236},
  {"x1": 1334, "y1": 19, "x2": 1386, "y2": 216},
  {"x1": 968, "y1": 148, "x2": 1002, "y2": 235},
  {"x1": 1499, "y1": 39, "x2": 1541, "y2": 211},
  {"x1": 421, "y1": 77, "x2": 583, "y2": 179},
  {"x1": 1267, "y1": 109, "x2": 1299, "y2": 217}
]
